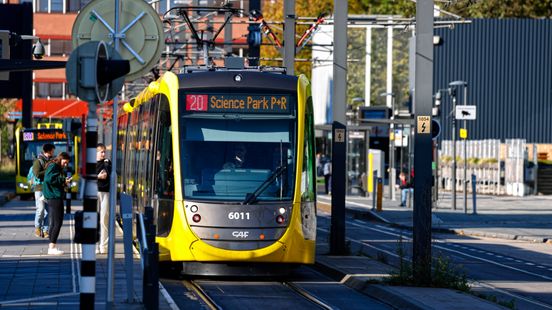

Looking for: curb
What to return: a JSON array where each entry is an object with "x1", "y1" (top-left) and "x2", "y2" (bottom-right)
[
  {"x1": 0, "y1": 191, "x2": 15, "y2": 205},
  {"x1": 313, "y1": 260, "x2": 426, "y2": 310},
  {"x1": 357, "y1": 208, "x2": 550, "y2": 244}
]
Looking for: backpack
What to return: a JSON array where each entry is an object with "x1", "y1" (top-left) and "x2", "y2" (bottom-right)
[{"x1": 27, "y1": 158, "x2": 45, "y2": 190}]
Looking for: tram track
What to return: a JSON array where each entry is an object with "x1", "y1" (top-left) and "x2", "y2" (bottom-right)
[
  {"x1": 282, "y1": 281, "x2": 334, "y2": 310},
  {"x1": 182, "y1": 280, "x2": 223, "y2": 310},
  {"x1": 183, "y1": 280, "x2": 335, "y2": 310},
  {"x1": 169, "y1": 278, "x2": 364, "y2": 309}
]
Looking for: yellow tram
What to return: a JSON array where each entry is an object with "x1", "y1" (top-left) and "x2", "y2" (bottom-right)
[{"x1": 117, "y1": 67, "x2": 316, "y2": 275}]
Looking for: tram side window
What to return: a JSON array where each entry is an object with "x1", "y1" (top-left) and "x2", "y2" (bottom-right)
[
  {"x1": 301, "y1": 99, "x2": 316, "y2": 202},
  {"x1": 116, "y1": 114, "x2": 128, "y2": 179},
  {"x1": 127, "y1": 113, "x2": 140, "y2": 197},
  {"x1": 155, "y1": 97, "x2": 174, "y2": 198},
  {"x1": 144, "y1": 98, "x2": 158, "y2": 204}
]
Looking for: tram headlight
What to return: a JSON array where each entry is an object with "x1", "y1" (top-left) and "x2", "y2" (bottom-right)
[
  {"x1": 18, "y1": 182, "x2": 29, "y2": 190},
  {"x1": 276, "y1": 215, "x2": 285, "y2": 224},
  {"x1": 234, "y1": 74, "x2": 243, "y2": 82}
]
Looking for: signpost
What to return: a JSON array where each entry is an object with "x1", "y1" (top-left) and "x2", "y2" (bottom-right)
[
  {"x1": 70, "y1": 0, "x2": 164, "y2": 306},
  {"x1": 455, "y1": 105, "x2": 476, "y2": 120}
]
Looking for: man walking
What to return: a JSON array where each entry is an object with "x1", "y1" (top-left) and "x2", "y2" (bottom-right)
[{"x1": 33, "y1": 143, "x2": 55, "y2": 238}]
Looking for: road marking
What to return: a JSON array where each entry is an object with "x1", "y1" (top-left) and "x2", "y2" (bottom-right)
[
  {"x1": 345, "y1": 220, "x2": 552, "y2": 282},
  {"x1": 69, "y1": 216, "x2": 79, "y2": 293},
  {"x1": 0, "y1": 292, "x2": 79, "y2": 305},
  {"x1": 159, "y1": 282, "x2": 180, "y2": 310},
  {"x1": 526, "y1": 262, "x2": 535, "y2": 266},
  {"x1": 475, "y1": 281, "x2": 552, "y2": 310}
]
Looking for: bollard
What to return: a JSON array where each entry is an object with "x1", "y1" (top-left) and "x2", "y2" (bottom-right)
[
  {"x1": 372, "y1": 171, "x2": 377, "y2": 210},
  {"x1": 143, "y1": 207, "x2": 159, "y2": 310},
  {"x1": 471, "y1": 174, "x2": 477, "y2": 215},
  {"x1": 376, "y1": 177, "x2": 383, "y2": 212},
  {"x1": 120, "y1": 194, "x2": 135, "y2": 303}
]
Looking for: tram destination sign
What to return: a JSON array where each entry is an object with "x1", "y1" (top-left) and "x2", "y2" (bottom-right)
[
  {"x1": 184, "y1": 93, "x2": 291, "y2": 114},
  {"x1": 22, "y1": 130, "x2": 67, "y2": 142}
]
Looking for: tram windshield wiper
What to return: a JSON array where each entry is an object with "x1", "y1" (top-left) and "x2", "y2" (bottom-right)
[{"x1": 243, "y1": 165, "x2": 287, "y2": 205}]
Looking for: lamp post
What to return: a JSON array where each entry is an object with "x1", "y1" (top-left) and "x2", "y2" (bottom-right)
[
  {"x1": 449, "y1": 80, "x2": 467, "y2": 212},
  {"x1": 380, "y1": 92, "x2": 396, "y2": 201}
]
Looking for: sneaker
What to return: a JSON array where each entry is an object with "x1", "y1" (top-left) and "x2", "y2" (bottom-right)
[
  {"x1": 43, "y1": 231, "x2": 49, "y2": 239},
  {"x1": 34, "y1": 228, "x2": 42, "y2": 238},
  {"x1": 48, "y1": 247, "x2": 64, "y2": 255}
]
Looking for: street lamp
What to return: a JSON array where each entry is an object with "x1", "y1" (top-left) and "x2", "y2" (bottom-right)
[
  {"x1": 448, "y1": 80, "x2": 468, "y2": 212},
  {"x1": 380, "y1": 92, "x2": 396, "y2": 201}
]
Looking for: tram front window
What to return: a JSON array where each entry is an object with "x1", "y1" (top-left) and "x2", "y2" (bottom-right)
[
  {"x1": 21, "y1": 141, "x2": 68, "y2": 174},
  {"x1": 181, "y1": 118, "x2": 296, "y2": 202}
]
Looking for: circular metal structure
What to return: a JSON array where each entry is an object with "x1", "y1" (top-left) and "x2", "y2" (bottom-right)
[{"x1": 71, "y1": 0, "x2": 164, "y2": 81}]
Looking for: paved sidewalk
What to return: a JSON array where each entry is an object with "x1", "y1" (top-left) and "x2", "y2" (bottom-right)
[
  {"x1": 0, "y1": 197, "x2": 174, "y2": 309},
  {"x1": 318, "y1": 191, "x2": 552, "y2": 243}
]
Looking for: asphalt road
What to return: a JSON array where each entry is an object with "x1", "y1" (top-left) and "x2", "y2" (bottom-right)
[{"x1": 315, "y1": 213, "x2": 552, "y2": 310}]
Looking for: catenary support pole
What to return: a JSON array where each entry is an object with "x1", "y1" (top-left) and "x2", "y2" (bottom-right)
[
  {"x1": 283, "y1": 0, "x2": 295, "y2": 75},
  {"x1": 106, "y1": 0, "x2": 121, "y2": 305},
  {"x1": 463, "y1": 85, "x2": 468, "y2": 214},
  {"x1": 413, "y1": 0, "x2": 434, "y2": 286},
  {"x1": 451, "y1": 92, "x2": 457, "y2": 210},
  {"x1": 80, "y1": 103, "x2": 98, "y2": 309},
  {"x1": 329, "y1": 0, "x2": 347, "y2": 255}
]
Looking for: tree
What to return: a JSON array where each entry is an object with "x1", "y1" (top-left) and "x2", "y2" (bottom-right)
[
  {"x1": 443, "y1": 0, "x2": 552, "y2": 18},
  {"x1": 0, "y1": 99, "x2": 17, "y2": 159}
]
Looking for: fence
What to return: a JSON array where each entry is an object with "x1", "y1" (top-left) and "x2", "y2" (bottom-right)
[{"x1": 439, "y1": 139, "x2": 528, "y2": 196}]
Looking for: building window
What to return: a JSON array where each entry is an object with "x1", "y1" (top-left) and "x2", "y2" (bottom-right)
[
  {"x1": 67, "y1": 0, "x2": 92, "y2": 12},
  {"x1": 36, "y1": 0, "x2": 49, "y2": 12},
  {"x1": 49, "y1": 40, "x2": 72, "y2": 56},
  {"x1": 36, "y1": 82, "x2": 64, "y2": 98},
  {"x1": 51, "y1": 0, "x2": 63, "y2": 12}
]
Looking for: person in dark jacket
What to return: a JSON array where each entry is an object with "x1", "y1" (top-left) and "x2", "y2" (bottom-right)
[
  {"x1": 399, "y1": 171, "x2": 413, "y2": 207},
  {"x1": 43, "y1": 152, "x2": 71, "y2": 255},
  {"x1": 33, "y1": 143, "x2": 55, "y2": 238},
  {"x1": 96, "y1": 143, "x2": 111, "y2": 254}
]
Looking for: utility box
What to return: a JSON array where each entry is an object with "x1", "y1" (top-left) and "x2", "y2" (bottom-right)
[{"x1": 367, "y1": 149, "x2": 385, "y2": 193}]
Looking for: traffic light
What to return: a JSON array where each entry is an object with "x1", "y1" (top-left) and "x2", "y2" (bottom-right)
[
  {"x1": 247, "y1": 24, "x2": 261, "y2": 47},
  {"x1": 66, "y1": 41, "x2": 129, "y2": 103},
  {"x1": 433, "y1": 91, "x2": 441, "y2": 116}
]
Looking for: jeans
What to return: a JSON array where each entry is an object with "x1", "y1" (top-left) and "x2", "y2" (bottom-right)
[
  {"x1": 34, "y1": 191, "x2": 48, "y2": 233},
  {"x1": 401, "y1": 188, "x2": 413, "y2": 206},
  {"x1": 47, "y1": 198, "x2": 64, "y2": 244}
]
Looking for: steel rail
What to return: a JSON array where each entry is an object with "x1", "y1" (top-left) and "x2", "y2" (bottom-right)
[
  {"x1": 182, "y1": 280, "x2": 223, "y2": 310},
  {"x1": 283, "y1": 281, "x2": 334, "y2": 310}
]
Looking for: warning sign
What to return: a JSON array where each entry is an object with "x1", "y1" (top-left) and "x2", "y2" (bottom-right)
[
  {"x1": 335, "y1": 128, "x2": 345, "y2": 142},
  {"x1": 417, "y1": 116, "x2": 431, "y2": 134}
]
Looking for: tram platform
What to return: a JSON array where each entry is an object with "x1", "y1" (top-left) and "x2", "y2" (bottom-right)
[{"x1": 0, "y1": 195, "x2": 175, "y2": 309}]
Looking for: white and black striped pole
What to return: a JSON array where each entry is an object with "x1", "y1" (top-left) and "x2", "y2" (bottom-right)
[
  {"x1": 80, "y1": 104, "x2": 99, "y2": 307},
  {"x1": 66, "y1": 40, "x2": 129, "y2": 309}
]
